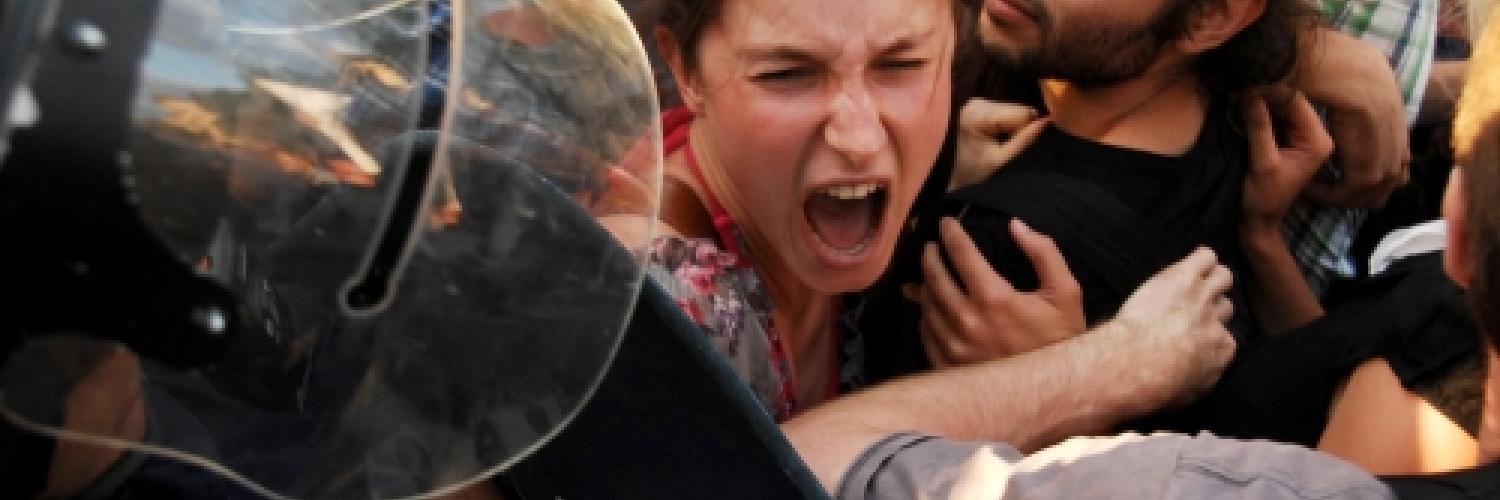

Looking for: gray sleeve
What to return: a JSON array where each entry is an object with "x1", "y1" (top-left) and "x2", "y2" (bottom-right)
[
  {"x1": 837, "y1": 432, "x2": 1396, "y2": 500},
  {"x1": 836, "y1": 432, "x2": 1025, "y2": 500}
]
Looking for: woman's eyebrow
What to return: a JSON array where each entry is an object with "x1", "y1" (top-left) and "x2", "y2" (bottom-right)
[
  {"x1": 877, "y1": 28, "x2": 937, "y2": 55},
  {"x1": 736, "y1": 45, "x2": 820, "y2": 63},
  {"x1": 734, "y1": 26, "x2": 938, "y2": 62}
]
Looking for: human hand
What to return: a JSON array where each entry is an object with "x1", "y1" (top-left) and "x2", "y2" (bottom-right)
[
  {"x1": 1107, "y1": 248, "x2": 1237, "y2": 408},
  {"x1": 589, "y1": 165, "x2": 678, "y2": 250},
  {"x1": 43, "y1": 347, "x2": 147, "y2": 498},
  {"x1": 951, "y1": 99, "x2": 1049, "y2": 191},
  {"x1": 1292, "y1": 29, "x2": 1409, "y2": 207},
  {"x1": 1241, "y1": 89, "x2": 1335, "y2": 232},
  {"x1": 910, "y1": 217, "x2": 1085, "y2": 368}
]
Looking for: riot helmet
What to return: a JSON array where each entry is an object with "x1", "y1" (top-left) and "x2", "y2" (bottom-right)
[{"x1": 0, "y1": 0, "x2": 662, "y2": 497}]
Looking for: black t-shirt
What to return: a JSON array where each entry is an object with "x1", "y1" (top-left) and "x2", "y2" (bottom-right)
[
  {"x1": 920, "y1": 101, "x2": 1255, "y2": 339},
  {"x1": 857, "y1": 99, "x2": 1253, "y2": 381},
  {"x1": 1166, "y1": 252, "x2": 1482, "y2": 445},
  {"x1": 1385, "y1": 461, "x2": 1500, "y2": 499}
]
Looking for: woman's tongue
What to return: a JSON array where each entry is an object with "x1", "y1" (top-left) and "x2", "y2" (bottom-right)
[{"x1": 806, "y1": 192, "x2": 877, "y2": 252}]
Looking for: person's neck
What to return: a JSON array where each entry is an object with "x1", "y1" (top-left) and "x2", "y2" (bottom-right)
[
  {"x1": 673, "y1": 126, "x2": 838, "y2": 403},
  {"x1": 1040, "y1": 61, "x2": 1209, "y2": 156}
]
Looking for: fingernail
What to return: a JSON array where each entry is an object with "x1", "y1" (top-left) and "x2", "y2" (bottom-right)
[{"x1": 1012, "y1": 218, "x2": 1033, "y2": 234}]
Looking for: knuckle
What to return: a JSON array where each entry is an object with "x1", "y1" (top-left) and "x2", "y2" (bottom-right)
[
  {"x1": 1057, "y1": 279, "x2": 1082, "y2": 297},
  {"x1": 956, "y1": 315, "x2": 983, "y2": 336},
  {"x1": 947, "y1": 341, "x2": 974, "y2": 361},
  {"x1": 977, "y1": 288, "x2": 1012, "y2": 308}
]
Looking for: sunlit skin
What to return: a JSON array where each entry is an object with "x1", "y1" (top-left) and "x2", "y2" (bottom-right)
[{"x1": 662, "y1": 0, "x2": 954, "y2": 405}]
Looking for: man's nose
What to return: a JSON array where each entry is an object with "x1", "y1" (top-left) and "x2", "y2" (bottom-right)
[{"x1": 824, "y1": 85, "x2": 886, "y2": 164}]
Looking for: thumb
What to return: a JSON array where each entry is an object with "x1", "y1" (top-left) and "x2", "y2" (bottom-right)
[
  {"x1": 1242, "y1": 95, "x2": 1278, "y2": 177},
  {"x1": 959, "y1": 98, "x2": 1038, "y2": 137},
  {"x1": 952, "y1": 118, "x2": 1049, "y2": 190}
]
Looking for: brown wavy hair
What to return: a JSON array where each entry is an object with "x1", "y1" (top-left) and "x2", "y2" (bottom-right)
[{"x1": 1161, "y1": 0, "x2": 1322, "y2": 97}]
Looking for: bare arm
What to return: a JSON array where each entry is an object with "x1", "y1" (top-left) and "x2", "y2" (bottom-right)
[
  {"x1": 1290, "y1": 28, "x2": 1409, "y2": 208},
  {"x1": 1240, "y1": 90, "x2": 1335, "y2": 334},
  {"x1": 1240, "y1": 227, "x2": 1325, "y2": 333},
  {"x1": 1318, "y1": 358, "x2": 1478, "y2": 475},
  {"x1": 785, "y1": 249, "x2": 1237, "y2": 489}
]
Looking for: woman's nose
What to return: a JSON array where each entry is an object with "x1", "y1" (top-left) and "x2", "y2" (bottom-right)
[{"x1": 824, "y1": 87, "x2": 886, "y2": 163}]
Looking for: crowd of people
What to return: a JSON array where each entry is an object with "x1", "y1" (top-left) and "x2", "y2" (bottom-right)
[
  {"x1": 610, "y1": 0, "x2": 1500, "y2": 497},
  {"x1": 9, "y1": 0, "x2": 1500, "y2": 498}
]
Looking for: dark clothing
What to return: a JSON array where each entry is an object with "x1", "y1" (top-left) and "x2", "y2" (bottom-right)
[
  {"x1": 1171, "y1": 252, "x2": 1483, "y2": 445},
  {"x1": 497, "y1": 279, "x2": 830, "y2": 500},
  {"x1": 20, "y1": 280, "x2": 828, "y2": 500},
  {"x1": 922, "y1": 103, "x2": 1271, "y2": 436},
  {"x1": 859, "y1": 101, "x2": 1256, "y2": 382},
  {"x1": 858, "y1": 102, "x2": 1260, "y2": 432},
  {"x1": 929, "y1": 105, "x2": 1255, "y2": 337},
  {"x1": 1385, "y1": 461, "x2": 1500, "y2": 499},
  {"x1": 860, "y1": 99, "x2": 1482, "y2": 444}
]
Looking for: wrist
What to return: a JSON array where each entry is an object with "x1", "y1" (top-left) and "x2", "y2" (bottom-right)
[
  {"x1": 1088, "y1": 320, "x2": 1175, "y2": 416},
  {"x1": 1240, "y1": 226, "x2": 1293, "y2": 269},
  {"x1": 1239, "y1": 218, "x2": 1284, "y2": 245}
]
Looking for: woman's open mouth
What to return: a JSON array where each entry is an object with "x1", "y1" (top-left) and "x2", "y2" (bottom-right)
[{"x1": 804, "y1": 182, "x2": 888, "y2": 256}]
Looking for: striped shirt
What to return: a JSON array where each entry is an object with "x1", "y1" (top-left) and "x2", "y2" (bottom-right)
[{"x1": 1284, "y1": 0, "x2": 1437, "y2": 294}]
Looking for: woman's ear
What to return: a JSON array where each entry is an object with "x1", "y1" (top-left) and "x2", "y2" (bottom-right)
[
  {"x1": 655, "y1": 27, "x2": 702, "y2": 113},
  {"x1": 1176, "y1": 0, "x2": 1267, "y2": 55},
  {"x1": 1445, "y1": 167, "x2": 1474, "y2": 288}
]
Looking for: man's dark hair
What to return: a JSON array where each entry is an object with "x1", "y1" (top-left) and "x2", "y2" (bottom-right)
[{"x1": 1167, "y1": 0, "x2": 1322, "y2": 97}]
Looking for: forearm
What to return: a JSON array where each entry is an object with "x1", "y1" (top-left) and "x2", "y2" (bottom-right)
[
  {"x1": 1240, "y1": 224, "x2": 1324, "y2": 334},
  {"x1": 1291, "y1": 29, "x2": 1389, "y2": 95},
  {"x1": 784, "y1": 321, "x2": 1166, "y2": 490}
]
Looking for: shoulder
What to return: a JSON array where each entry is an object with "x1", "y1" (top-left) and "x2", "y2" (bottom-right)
[
  {"x1": 645, "y1": 235, "x2": 766, "y2": 326},
  {"x1": 646, "y1": 235, "x2": 741, "y2": 289}
]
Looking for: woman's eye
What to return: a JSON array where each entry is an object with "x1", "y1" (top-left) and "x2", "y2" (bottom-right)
[
  {"x1": 877, "y1": 59, "x2": 928, "y2": 72},
  {"x1": 752, "y1": 67, "x2": 814, "y2": 82}
]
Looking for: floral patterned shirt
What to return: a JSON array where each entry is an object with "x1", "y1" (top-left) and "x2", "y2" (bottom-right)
[{"x1": 645, "y1": 235, "x2": 797, "y2": 419}]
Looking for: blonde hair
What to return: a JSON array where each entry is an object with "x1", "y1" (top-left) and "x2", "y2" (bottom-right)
[
  {"x1": 1455, "y1": 0, "x2": 1500, "y2": 340},
  {"x1": 1472, "y1": 0, "x2": 1497, "y2": 41},
  {"x1": 1455, "y1": 0, "x2": 1500, "y2": 158}
]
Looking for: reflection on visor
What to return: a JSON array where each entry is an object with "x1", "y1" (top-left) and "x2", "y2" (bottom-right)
[
  {"x1": 7, "y1": 86, "x2": 38, "y2": 130},
  {"x1": 0, "y1": 0, "x2": 662, "y2": 498}
]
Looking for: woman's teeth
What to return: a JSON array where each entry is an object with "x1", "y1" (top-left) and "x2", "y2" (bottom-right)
[
  {"x1": 820, "y1": 183, "x2": 882, "y2": 200},
  {"x1": 805, "y1": 183, "x2": 887, "y2": 255}
]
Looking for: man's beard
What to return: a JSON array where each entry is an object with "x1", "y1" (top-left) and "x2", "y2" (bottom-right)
[{"x1": 984, "y1": 0, "x2": 1192, "y2": 88}]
